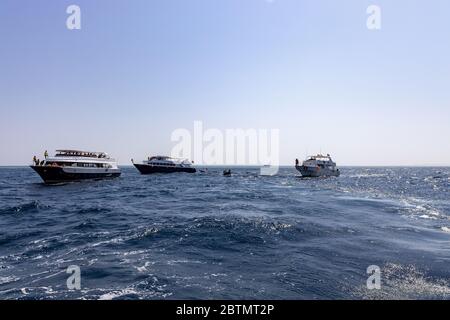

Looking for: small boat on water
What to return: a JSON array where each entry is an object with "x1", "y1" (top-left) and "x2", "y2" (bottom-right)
[
  {"x1": 223, "y1": 169, "x2": 231, "y2": 176},
  {"x1": 31, "y1": 150, "x2": 121, "y2": 184},
  {"x1": 132, "y1": 156, "x2": 196, "y2": 174},
  {"x1": 295, "y1": 154, "x2": 340, "y2": 177}
]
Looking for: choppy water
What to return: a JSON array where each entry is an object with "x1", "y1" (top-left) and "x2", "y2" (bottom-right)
[{"x1": 0, "y1": 166, "x2": 449, "y2": 300}]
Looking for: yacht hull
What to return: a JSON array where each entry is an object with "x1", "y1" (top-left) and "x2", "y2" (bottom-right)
[
  {"x1": 31, "y1": 166, "x2": 121, "y2": 184},
  {"x1": 295, "y1": 165, "x2": 340, "y2": 177},
  {"x1": 133, "y1": 164, "x2": 196, "y2": 174}
]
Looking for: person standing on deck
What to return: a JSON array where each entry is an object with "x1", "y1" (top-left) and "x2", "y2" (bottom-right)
[{"x1": 44, "y1": 150, "x2": 48, "y2": 159}]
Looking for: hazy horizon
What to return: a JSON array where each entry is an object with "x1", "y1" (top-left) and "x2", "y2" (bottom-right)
[{"x1": 1, "y1": 0, "x2": 449, "y2": 166}]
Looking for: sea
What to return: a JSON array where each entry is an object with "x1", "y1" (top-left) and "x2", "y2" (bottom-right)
[{"x1": 0, "y1": 166, "x2": 449, "y2": 300}]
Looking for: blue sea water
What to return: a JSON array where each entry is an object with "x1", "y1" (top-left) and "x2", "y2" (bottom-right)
[{"x1": 0, "y1": 166, "x2": 449, "y2": 300}]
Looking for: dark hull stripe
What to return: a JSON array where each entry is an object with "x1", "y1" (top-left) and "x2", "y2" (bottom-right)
[
  {"x1": 30, "y1": 166, "x2": 121, "y2": 184},
  {"x1": 133, "y1": 164, "x2": 196, "y2": 174}
]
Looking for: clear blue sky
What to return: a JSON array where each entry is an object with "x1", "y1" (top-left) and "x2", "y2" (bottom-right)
[{"x1": 0, "y1": 0, "x2": 449, "y2": 165}]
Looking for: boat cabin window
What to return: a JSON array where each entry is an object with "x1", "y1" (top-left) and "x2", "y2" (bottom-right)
[
  {"x1": 73, "y1": 163, "x2": 107, "y2": 168},
  {"x1": 45, "y1": 162, "x2": 112, "y2": 168},
  {"x1": 55, "y1": 151, "x2": 106, "y2": 158}
]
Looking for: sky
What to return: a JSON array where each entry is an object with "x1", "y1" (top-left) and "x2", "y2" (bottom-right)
[{"x1": 0, "y1": 0, "x2": 449, "y2": 166}]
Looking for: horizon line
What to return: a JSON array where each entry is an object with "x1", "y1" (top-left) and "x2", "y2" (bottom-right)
[{"x1": 1, "y1": 164, "x2": 449, "y2": 168}]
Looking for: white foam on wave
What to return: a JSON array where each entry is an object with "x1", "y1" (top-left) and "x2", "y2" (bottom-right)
[
  {"x1": 0, "y1": 275, "x2": 20, "y2": 285},
  {"x1": 123, "y1": 249, "x2": 148, "y2": 256},
  {"x1": 167, "y1": 259, "x2": 205, "y2": 266},
  {"x1": 98, "y1": 288, "x2": 139, "y2": 300},
  {"x1": 419, "y1": 214, "x2": 437, "y2": 220},
  {"x1": 349, "y1": 173, "x2": 387, "y2": 178},
  {"x1": 441, "y1": 227, "x2": 450, "y2": 233},
  {"x1": 135, "y1": 261, "x2": 153, "y2": 272},
  {"x1": 90, "y1": 227, "x2": 160, "y2": 248},
  {"x1": 91, "y1": 237, "x2": 124, "y2": 247},
  {"x1": 209, "y1": 273, "x2": 227, "y2": 277},
  {"x1": 399, "y1": 198, "x2": 444, "y2": 219}
]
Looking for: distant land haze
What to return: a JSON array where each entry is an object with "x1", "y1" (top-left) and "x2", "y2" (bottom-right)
[{"x1": 0, "y1": 1, "x2": 449, "y2": 166}]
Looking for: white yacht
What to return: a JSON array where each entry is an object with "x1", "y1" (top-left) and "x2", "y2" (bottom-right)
[
  {"x1": 295, "y1": 154, "x2": 340, "y2": 177},
  {"x1": 31, "y1": 150, "x2": 121, "y2": 183},
  {"x1": 132, "y1": 156, "x2": 196, "y2": 174}
]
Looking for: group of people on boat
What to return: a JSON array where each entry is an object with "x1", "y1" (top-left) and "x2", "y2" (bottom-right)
[
  {"x1": 33, "y1": 156, "x2": 44, "y2": 166},
  {"x1": 32, "y1": 150, "x2": 48, "y2": 166}
]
